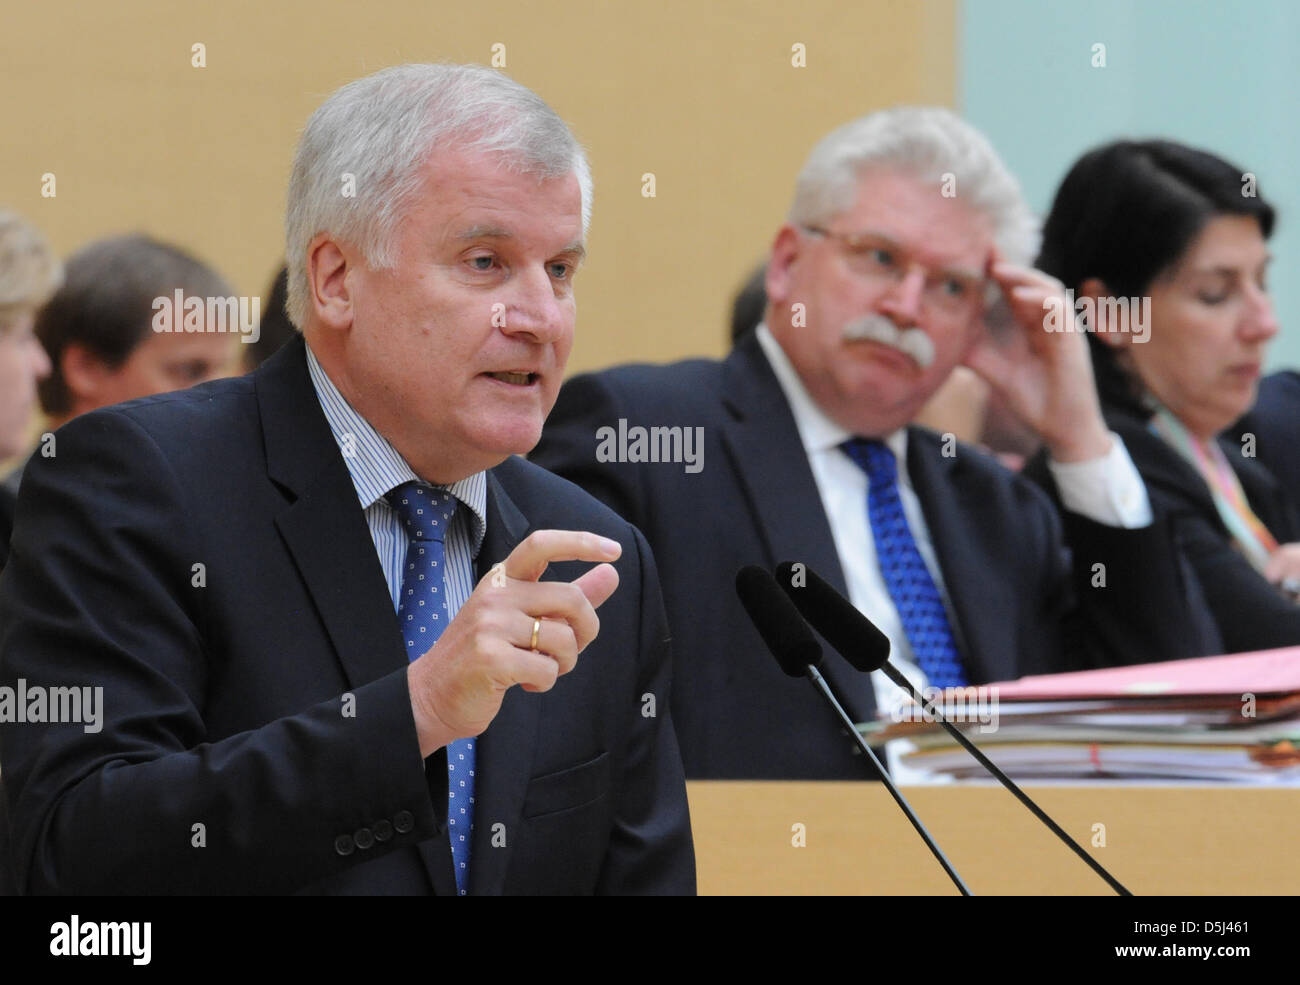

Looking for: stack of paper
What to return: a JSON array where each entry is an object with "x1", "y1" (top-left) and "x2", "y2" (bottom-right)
[{"x1": 859, "y1": 648, "x2": 1300, "y2": 783}]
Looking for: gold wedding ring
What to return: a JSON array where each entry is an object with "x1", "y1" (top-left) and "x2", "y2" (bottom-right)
[{"x1": 529, "y1": 618, "x2": 541, "y2": 651}]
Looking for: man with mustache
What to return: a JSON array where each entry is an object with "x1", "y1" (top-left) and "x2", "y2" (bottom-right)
[{"x1": 532, "y1": 107, "x2": 1218, "y2": 779}]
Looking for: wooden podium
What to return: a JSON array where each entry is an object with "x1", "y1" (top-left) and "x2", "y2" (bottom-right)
[{"x1": 687, "y1": 781, "x2": 1300, "y2": 895}]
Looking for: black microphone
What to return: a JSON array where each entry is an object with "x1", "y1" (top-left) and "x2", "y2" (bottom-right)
[
  {"x1": 775, "y1": 560, "x2": 1133, "y2": 897},
  {"x1": 774, "y1": 562, "x2": 892, "y2": 674},
  {"x1": 735, "y1": 565, "x2": 822, "y2": 677},
  {"x1": 734, "y1": 565, "x2": 971, "y2": 896}
]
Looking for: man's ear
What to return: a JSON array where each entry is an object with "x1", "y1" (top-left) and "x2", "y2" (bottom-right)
[
  {"x1": 765, "y1": 225, "x2": 801, "y2": 309},
  {"x1": 60, "y1": 342, "x2": 110, "y2": 406},
  {"x1": 307, "y1": 235, "x2": 355, "y2": 333},
  {"x1": 1079, "y1": 276, "x2": 1131, "y2": 350}
]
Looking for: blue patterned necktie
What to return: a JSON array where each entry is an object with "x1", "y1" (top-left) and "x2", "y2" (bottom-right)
[
  {"x1": 387, "y1": 480, "x2": 475, "y2": 896},
  {"x1": 841, "y1": 438, "x2": 969, "y2": 689}
]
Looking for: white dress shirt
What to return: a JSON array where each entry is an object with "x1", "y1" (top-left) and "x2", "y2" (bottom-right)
[{"x1": 754, "y1": 324, "x2": 1152, "y2": 780}]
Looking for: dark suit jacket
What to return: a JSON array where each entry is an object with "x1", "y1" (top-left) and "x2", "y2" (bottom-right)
[
  {"x1": 1059, "y1": 403, "x2": 1300, "y2": 654},
  {"x1": 0, "y1": 483, "x2": 13, "y2": 895},
  {"x1": 531, "y1": 332, "x2": 1218, "y2": 779},
  {"x1": 1234, "y1": 370, "x2": 1300, "y2": 507},
  {"x1": 0, "y1": 484, "x2": 13, "y2": 572},
  {"x1": 0, "y1": 336, "x2": 694, "y2": 895}
]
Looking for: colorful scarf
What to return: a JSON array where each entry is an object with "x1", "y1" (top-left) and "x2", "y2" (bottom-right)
[{"x1": 1150, "y1": 406, "x2": 1278, "y2": 573}]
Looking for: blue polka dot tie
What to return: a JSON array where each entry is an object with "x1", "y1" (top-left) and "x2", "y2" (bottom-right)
[
  {"x1": 387, "y1": 481, "x2": 475, "y2": 896},
  {"x1": 841, "y1": 438, "x2": 969, "y2": 689}
]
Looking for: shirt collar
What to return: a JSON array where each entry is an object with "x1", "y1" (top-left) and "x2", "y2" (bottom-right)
[
  {"x1": 305, "y1": 342, "x2": 487, "y2": 553},
  {"x1": 754, "y1": 322, "x2": 909, "y2": 467}
]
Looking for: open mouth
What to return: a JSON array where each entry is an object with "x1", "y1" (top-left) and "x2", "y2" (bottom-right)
[{"x1": 484, "y1": 371, "x2": 538, "y2": 386}]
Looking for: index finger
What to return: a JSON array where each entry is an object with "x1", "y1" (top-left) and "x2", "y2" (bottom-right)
[
  {"x1": 503, "y1": 529, "x2": 623, "y2": 583},
  {"x1": 989, "y1": 257, "x2": 1063, "y2": 296}
]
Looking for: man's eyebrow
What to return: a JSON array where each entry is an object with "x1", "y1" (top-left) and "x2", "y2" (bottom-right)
[
  {"x1": 848, "y1": 229, "x2": 982, "y2": 280},
  {"x1": 456, "y1": 224, "x2": 513, "y2": 241},
  {"x1": 557, "y1": 240, "x2": 587, "y2": 264},
  {"x1": 846, "y1": 229, "x2": 901, "y2": 249},
  {"x1": 454, "y1": 227, "x2": 586, "y2": 263}
]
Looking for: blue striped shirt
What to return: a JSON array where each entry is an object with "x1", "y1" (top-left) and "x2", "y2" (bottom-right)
[{"x1": 304, "y1": 344, "x2": 487, "y2": 624}]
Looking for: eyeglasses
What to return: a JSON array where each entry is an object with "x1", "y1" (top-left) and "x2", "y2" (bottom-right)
[{"x1": 801, "y1": 226, "x2": 987, "y2": 317}]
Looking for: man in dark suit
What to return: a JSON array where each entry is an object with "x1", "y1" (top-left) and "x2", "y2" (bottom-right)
[
  {"x1": 0, "y1": 64, "x2": 694, "y2": 894},
  {"x1": 1235, "y1": 370, "x2": 1300, "y2": 507},
  {"x1": 0, "y1": 489, "x2": 12, "y2": 573},
  {"x1": 532, "y1": 107, "x2": 1217, "y2": 780}
]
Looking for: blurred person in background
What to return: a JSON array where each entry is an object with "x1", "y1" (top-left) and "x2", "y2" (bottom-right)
[
  {"x1": 1233, "y1": 369, "x2": 1300, "y2": 506},
  {"x1": 0, "y1": 210, "x2": 61, "y2": 897},
  {"x1": 728, "y1": 260, "x2": 768, "y2": 347},
  {"x1": 730, "y1": 260, "x2": 1038, "y2": 465},
  {"x1": 0, "y1": 211, "x2": 60, "y2": 568},
  {"x1": 3, "y1": 234, "x2": 239, "y2": 497},
  {"x1": 1034, "y1": 139, "x2": 1300, "y2": 652},
  {"x1": 243, "y1": 265, "x2": 297, "y2": 373}
]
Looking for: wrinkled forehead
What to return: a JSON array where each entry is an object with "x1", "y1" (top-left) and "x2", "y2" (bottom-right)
[{"x1": 416, "y1": 147, "x2": 584, "y2": 244}]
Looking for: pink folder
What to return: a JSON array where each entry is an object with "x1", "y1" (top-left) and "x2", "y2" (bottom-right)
[{"x1": 984, "y1": 647, "x2": 1300, "y2": 700}]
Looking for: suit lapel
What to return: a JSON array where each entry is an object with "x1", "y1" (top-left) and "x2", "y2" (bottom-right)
[
  {"x1": 1109, "y1": 409, "x2": 1215, "y2": 510},
  {"x1": 467, "y1": 467, "x2": 541, "y2": 895},
  {"x1": 719, "y1": 334, "x2": 875, "y2": 719},
  {"x1": 905, "y1": 428, "x2": 1015, "y2": 684},
  {"x1": 258, "y1": 348, "x2": 543, "y2": 893},
  {"x1": 258, "y1": 336, "x2": 409, "y2": 693},
  {"x1": 258, "y1": 337, "x2": 455, "y2": 893},
  {"x1": 719, "y1": 335, "x2": 848, "y2": 594},
  {"x1": 1114, "y1": 407, "x2": 1298, "y2": 541},
  {"x1": 1219, "y1": 435, "x2": 1300, "y2": 542}
]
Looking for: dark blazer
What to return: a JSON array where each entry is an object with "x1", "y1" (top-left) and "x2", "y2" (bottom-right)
[
  {"x1": 0, "y1": 483, "x2": 13, "y2": 572},
  {"x1": 0, "y1": 336, "x2": 694, "y2": 895},
  {"x1": 531, "y1": 332, "x2": 1219, "y2": 780},
  {"x1": 1234, "y1": 370, "x2": 1300, "y2": 507},
  {"x1": 0, "y1": 483, "x2": 13, "y2": 895},
  {"x1": 1068, "y1": 402, "x2": 1300, "y2": 654}
]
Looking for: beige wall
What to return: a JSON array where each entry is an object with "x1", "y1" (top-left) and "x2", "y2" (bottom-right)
[{"x1": 1, "y1": 0, "x2": 954, "y2": 376}]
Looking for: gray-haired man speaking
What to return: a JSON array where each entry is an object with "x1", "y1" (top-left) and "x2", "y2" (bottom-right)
[{"x1": 0, "y1": 64, "x2": 695, "y2": 895}]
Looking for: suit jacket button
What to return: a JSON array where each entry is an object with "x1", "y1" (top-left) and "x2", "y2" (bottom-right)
[
  {"x1": 373, "y1": 819, "x2": 394, "y2": 842},
  {"x1": 354, "y1": 827, "x2": 375, "y2": 850},
  {"x1": 393, "y1": 810, "x2": 415, "y2": 834},
  {"x1": 334, "y1": 834, "x2": 355, "y2": 856}
]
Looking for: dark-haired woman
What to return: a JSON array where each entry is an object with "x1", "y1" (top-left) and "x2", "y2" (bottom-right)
[{"x1": 1035, "y1": 139, "x2": 1300, "y2": 653}]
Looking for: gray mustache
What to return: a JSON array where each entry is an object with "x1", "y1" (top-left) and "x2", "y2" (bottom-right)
[{"x1": 842, "y1": 316, "x2": 936, "y2": 369}]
